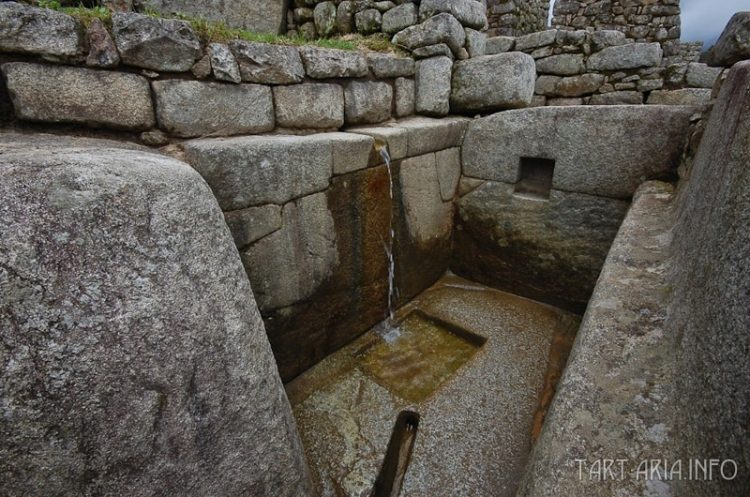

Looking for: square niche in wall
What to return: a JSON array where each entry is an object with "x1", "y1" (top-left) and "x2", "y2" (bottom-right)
[{"x1": 514, "y1": 157, "x2": 555, "y2": 199}]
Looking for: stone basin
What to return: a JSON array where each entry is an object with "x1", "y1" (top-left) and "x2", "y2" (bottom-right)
[{"x1": 286, "y1": 274, "x2": 580, "y2": 497}]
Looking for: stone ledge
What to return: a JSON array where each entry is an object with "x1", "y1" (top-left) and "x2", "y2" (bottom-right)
[{"x1": 518, "y1": 181, "x2": 678, "y2": 496}]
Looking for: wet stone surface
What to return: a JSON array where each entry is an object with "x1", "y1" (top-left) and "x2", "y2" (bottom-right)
[{"x1": 287, "y1": 274, "x2": 580, "y2": 497}]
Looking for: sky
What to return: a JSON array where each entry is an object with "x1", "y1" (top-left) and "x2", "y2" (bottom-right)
[
  {"x1": 680, "y1": 0, "x2": 746, "y2": 47},
  {"x1": 547, "y1": 0, "x2": 747, "y2": 49}
]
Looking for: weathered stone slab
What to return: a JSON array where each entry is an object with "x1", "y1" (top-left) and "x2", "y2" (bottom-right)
[
  {"x1": 0, "y1": 2, "x2": 83, "y2": 58},
  {"x1": 367, "y1": 52, "x2": 415, "y2": 77},
  {"x1": 485, "y1": 35, "x2": 515, "y2": 54},
  {"x1": 208, "y1": 43, "x2": 241, "y2": 83},
  {"x1": 535, "y1": 53, "x2": 584, "y2": 75},
  {"x1": 153, "y1": 80, "x2": 274, "y2": 137},
  {"x1": 273, "y1": 83, "x2": 344, "y2": 129},
  {"x1": 685, "y1": 62, "x2": 722, "y2": 88},
  {"x1": 224, "y1": 204, "x2": 283, "y2": 247},
  {"x1": 400, "y1": 152, "x2": 453, "y2": 244},
  {"x1": 589, "y1": 29, "x2": 627, "y2": 51},
  {"x1": 450, "y1": 53, "x2": 536, "y2": 113},
  {"x1": 182, "y1": 134, "x2": 333, "y2": 210},
  {"x1": 517, "y1": 181, "x2": 678, "y2": 496},
  {"x1": 230, "y1": 41, "x2": 304, "y2": 84},
  {"x1": 392, "y1": 13, "x2": 466, "y2": 57},
  {"x1": 415, "y1": 56, "x2": 453, "y2": 116},
  {"x1": 299, "y1": 46, "x2": 368, "y2": 78},
  {"x1": 646, "y1": 88, "x2": 712, "y2": 106},
  {"x1": 435, "y1": 147, "x2": 461, "y2": 201},
  {"x1": 452, "y1": 180, "x2": 629, "y2": 312},
  {"x1": 589, "y1": 90, "x2": 643, "y2": 105},
  {"x1": 2, "y1": 62, "x2": 154, "y2": 130},
  {"x1": 412, "y1": 43, "x2": 454, "y2": 59},
  {"x1": 704, "y1": 12, "x2": 750, "y2": 67},
  {"x1": 395, "y1": 77, "x2": 415, "y2": 117},
  {"x1": 137, "y1": 0, "x2": 286, "y2": 34},
  {"x1": 112, "y1": 12, "x2": 202, "y2": 72},
  {"x1": 462, "y1": 106, "x2": 693, "y2": 199},
  {"x1": 344, "y1": 80, "x2": 392, "y2": 125},
  {"x1": 587, "y1": 42, "x2": 663, "y2": 71},
  {"x1": 419, "y1": 0, "x2": 487, "y2": 30},
  {"x1": 515, "y1": 29, "x2": 557, "y2": 51},
  {"x1": 241, "y1": 192, "x2": 339, "y2": 311},
  {"x1": 0, "y1": 134, "x2": 312, "y2": 497},
  {"x1": 392, "y1": 116, "x2": 469, "y2": 157},
  {"x1": 329, "y1": 132, "x2": 375, "y2": 175},
  {"x1": 553, "y1": 73, "x2": 605, "y2": 97},
  {"x1": 346, "y1": 125, "x2": 409, "y2": 160}
]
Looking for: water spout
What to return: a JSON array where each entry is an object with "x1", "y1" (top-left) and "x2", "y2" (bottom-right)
[{"x1": 376, "y1": 142, "x2": 401, "y2": 343}]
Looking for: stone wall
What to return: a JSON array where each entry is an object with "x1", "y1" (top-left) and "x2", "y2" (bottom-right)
[
  {"x1": 487, "y1": 28, "x2": 723, "y2": 107},
  {"x1": 286, "y1": 0, "x2": 489, "y2": 62},
  {"x1": 517, "y1": 60, "x2": 750, "y2": 497},
  {"x1": 552, "y1": 0, "x2": 681, "y2": 48},
  {"x1": 455, "y1": 105, "x2": 693, "y2": 312},
  {"x1": 487, "y1": 0, "x2": 550, "y2": 37},
  {"x1": 180, "y1": 117, "x2": 466, "y2": 381}
]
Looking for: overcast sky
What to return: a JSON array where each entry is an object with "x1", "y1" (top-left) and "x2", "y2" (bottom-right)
[
  {"x1": 548, "y1": 0, "x2": 747, "y2": 49},
  {"x1": 680, "y1": 0, "x2": 746, "y2": 47}
]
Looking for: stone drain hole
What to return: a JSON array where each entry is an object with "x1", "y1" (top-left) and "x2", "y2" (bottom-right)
[
  {"x1": 514, "y1": 157, "x2": 555, "y2": 199},
  {"x1": 371, "y1": 410, "x2": 421, "y2": 497}
]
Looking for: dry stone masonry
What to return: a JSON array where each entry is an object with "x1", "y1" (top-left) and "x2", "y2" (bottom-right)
[
  {"x1": 485, "y1": 27, "x2": 727, "y2": 106},
  {"x1": 486, "y1": 0, "x2": 550, "y2": 37}
]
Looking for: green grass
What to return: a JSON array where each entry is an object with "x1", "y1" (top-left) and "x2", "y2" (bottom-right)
[{"x1": 30, "y1": 1, "x2": 405, "y2": 53}]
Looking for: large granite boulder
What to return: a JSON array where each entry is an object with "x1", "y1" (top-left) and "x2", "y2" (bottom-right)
[
  {"x1": 450, "y1": 53, "x2": 536, "y2": 113},
  {"x1": 0, "y1": 2, "x2": 84, "y2": 58},
  {"x1": 0, "y1": 134, "x2": 311, "y2": 497},
  {"x1": 2, "y1": 62, "x2": 154, "y2": 131},
  {"x1": 704, "y1": 12, "x2": 750, "y2": 67},
  {"x1": 669, "y1": 60, "x2": 750, "y2": 497},
  {"x1": 135, "y1": 0, "x2": 287, "y2": 34},
  {"x1": 112, "y1": 12, "x2": 202, "y2": 72}
]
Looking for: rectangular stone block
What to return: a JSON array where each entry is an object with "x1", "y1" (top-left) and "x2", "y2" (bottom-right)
[
  {"x1": 2, "y1": 62, "x2": 154, "y2": 131},
  {"x1": 391, "y1": 116, "x2": 470, "y2": 157},
  {"x1": 0, "y1": 2, "x2": 83, "y2": 58},
  {"x1": 273, "y1": 83, "x2": 344, "y2": 129},
  {"x1": 182, "y1": 134, "x2": 333, "y2": 210},
  {"x1": 153, "y1": 80, "x2": 274, "y2": 137},
  {"x1": 462, "y1": 106, "x2": 693, "y2": 199}
]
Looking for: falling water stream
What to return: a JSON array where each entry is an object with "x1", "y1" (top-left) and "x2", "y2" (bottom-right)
[{"x1": 378, "y1": 145, "x2": 401, "y2": 344}]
